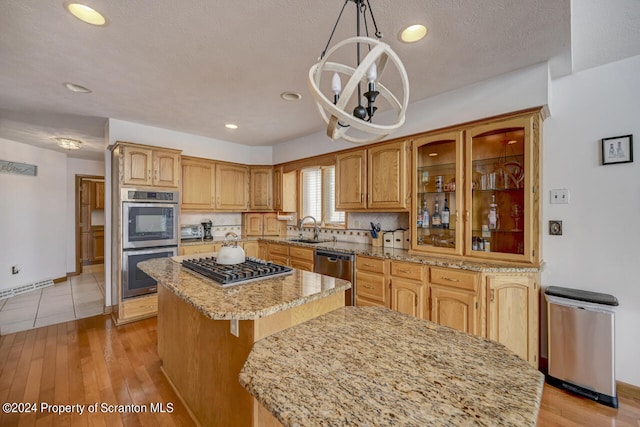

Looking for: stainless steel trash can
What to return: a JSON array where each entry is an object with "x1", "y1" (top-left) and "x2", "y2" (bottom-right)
[{"x1": 545, "y1": 286, "x2": 619, "y2": 408}]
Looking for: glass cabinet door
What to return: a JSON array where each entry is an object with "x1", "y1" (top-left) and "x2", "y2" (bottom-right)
[
  {"x1": 412, "y1": 131, "x2": 463, "y2": 255},
  {"x1": 465, "y1": 115, "x2": 536, "y2": 263}
]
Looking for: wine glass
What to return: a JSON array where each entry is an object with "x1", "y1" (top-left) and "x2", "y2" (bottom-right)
[{"x1": 511, "y1": 204, "x2": 522, "y2": 230}]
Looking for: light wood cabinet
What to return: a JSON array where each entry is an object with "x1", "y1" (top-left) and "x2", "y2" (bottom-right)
[
  {"x1": 121, "y1": 294, "x2": 157, "y2": 319},
  {"x1": 121, "y1": 143, "x2": 180, "y2": 188},
  {"x1": 181, "y1": 157, "x2": 215, "y2": 210},
  {"x1": 267, "y1": 243, "x2": 289, "y2": 266},
  {"x1": 355, "y1": 256, "x2": 388, "y2": 307},
  {"x1": 81, "y1": 232, "x2": 90, "y2": 262},
  {"x1": 92, "y1": 181, "x2": 105, "y2": 210},
  {"x1": 273, "y1": 166, "x2": 297, "y2": 212},
  {"x1": 243, "y1": 212, "x2": 281, "y2": 236},
  {"x1": 258, "y1": 242, "x2": 268, "y2": 260},
  {"x1": 244, "y1": 241, "x2": 259, "y2": 258},
  {"x1": 180, "y1": 243, "x2": 221, "y2": 256},
  {"x1": 249, "y1": 167, "x2": 273, "y2": 210},
  {"x1": 411, "y1": 109, "x2": 543, "y2": 265},
  {"x1": 289, "y1": 246, "x2": 314, "y2": 272},
  {"x1": 486, "y1": 274, "x2": 538, "y2": 366},
  {"x1": 428, "y1": 267, "x2": 480, "y2": 335},
  {"x1": 391, "y1": 278, "x2": 425, "y2": 319},
  {"x1": 92, "y1": 229, "x2": 104, "y2": 262},
  {"x1": 215, "y1": 163, "x2": 249, "y2": 210},
  {"x1": 336, "y1": 140, "x2": 409, "y2": 211}
]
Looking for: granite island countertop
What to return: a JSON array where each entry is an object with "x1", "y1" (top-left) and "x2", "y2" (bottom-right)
[
  {"x1": 240, "y1": 306, "x2": 544, "y2": 427},
  {"x1": 138, "y1": 258, "x2": 351, "y2": 320}
]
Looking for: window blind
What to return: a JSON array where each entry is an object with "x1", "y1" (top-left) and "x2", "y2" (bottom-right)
[{"x1": 323, "y1": 166, "x2": 344, "y2": 225}]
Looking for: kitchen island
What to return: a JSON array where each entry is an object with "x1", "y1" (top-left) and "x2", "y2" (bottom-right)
[
  {"x1": 240, "y1": 306, "x2": 545, "y2": 427},
  {"x1": 138, "y1": 257, "x2": 351, "y2": 427}
]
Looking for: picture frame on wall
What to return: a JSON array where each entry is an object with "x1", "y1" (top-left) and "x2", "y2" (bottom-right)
[{"x1": 601, "y1": 134, "x2": 633, "y2": 165}]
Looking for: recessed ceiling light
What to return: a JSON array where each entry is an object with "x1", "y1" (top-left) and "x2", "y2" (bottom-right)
[
  {"x1": 281, "y1": 92, "x2": 302, "y2": 101},
  {"x1": 55, "y1": 137, "x2": 83, "y2": 150},
  {"x1": 63, "y1": 82, "x2": 92, "y2": 93},
  {"x1": 225, "y1": 123, "x2": 238, "y2": 130},
  {"x1": 428, "y1": 152, "x2": 438, "y2": 157},
  {"x1": 65, "y1": 3, "x2": 107, "y2": 26},
  {"x1": 399, "y1": 24, "x2": 427, "y2": 43}
]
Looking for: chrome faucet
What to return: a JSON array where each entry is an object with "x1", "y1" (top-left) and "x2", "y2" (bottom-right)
[{"x1": 299, "y1": 216, "x2": 319, "y2": 241}]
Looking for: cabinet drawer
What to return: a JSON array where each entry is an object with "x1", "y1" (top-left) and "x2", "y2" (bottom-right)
[
  {"x1": 269, "y1": 255, "x2": 289, "y2": 266},
  {"x1": 290, "y1": 259, "x2": 314, "y2": 272},
  {"x1": 356, "y1": 271, "x2": 386, "y2": 304},
  {"x1": 289, "y1": 246, "x2": 314, "y2": 261},
  {"x1": 180, "y1": 244, "x2": 220, "y2": 256},
  {"x1": 430, "y1": 267, "x2": 478, "y2": 292},
  {"x1": 356, "y1": 256, "x2": 386, "y2": 274},
  {"x1": 122, "y1": 295, "x2": 157, "y2": 319},
  {"x1": 269, "y1": 243, "x2": 289, "y2": 257},
  {"x1": 356, "y1": 296, "x2": 386, "y2": 308},
  {"x1": 390, "y1": 261, "x2": 425, "y2": 281}
]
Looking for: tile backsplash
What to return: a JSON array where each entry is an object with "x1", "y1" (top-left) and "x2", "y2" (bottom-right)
[{"x1": 180, "y1": 212, "x2": 242, "y2": 238}]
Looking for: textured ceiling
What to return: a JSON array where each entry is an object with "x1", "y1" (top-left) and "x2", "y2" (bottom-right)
[{"x1": 0, "y1": 0, "x2": 615, "y2": 161}]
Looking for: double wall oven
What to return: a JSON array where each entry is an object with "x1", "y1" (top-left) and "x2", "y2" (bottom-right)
[{"x1": 121, "y1": 189, "x2": 179, "y2": 299}]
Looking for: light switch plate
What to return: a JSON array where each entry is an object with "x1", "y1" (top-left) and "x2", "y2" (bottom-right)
[
  {"x1": 549, "y1": 220, "x2": 563, "y2": 235},
  {"x1": 550, "y1": 189, "x2": 569, "y2": 204}
]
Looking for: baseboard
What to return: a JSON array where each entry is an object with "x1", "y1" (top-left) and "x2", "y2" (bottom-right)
[
  {"x1": 617, "y1": 381, "x2": 640, "y2": 400},
  {"x1": 103, "y1": 305, "x2": 113, "y2": 315},
  {"x1": 53, "y1": 275, "x2": 68, "y2": 284}
]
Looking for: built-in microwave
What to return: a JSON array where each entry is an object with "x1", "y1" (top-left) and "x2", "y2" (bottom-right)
[{"x1": 122, "y1": 189, "x2": 179, "y2": 249}]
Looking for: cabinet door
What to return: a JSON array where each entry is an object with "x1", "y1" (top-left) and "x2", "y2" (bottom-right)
[
  {"x1": 391, "y1": 278, "x2": 425, "y2": 319},
  {"x1": 92, "y1": 181, "x2": 105, "y2": 210},
  {"x1": 290, "y1": 259, "x2": 314, "y2": 272},
  {"x1": 430, "y1": 285, "x2": 478, "y2": 334},
  {"x1": 258, "y1": 242, "x2": 268, "y2": 260},
  {"x1": 92, "y1": 230, "x2": 104, "y2": 262},
  {"x1": 487, "y1": 274, "x2": 537, "y2": 366},
  {"x1": 153, "y1": 150, "x2": 180, "y2": 188},
  {"x1": 273, "y1": 166, "x2": 283, "y2": 211},
  {"x1": 250, "y1": 167, "x2": 273, "y2": 210},
  {"x1": 412, "y1": 131, "x2": 464, "y2": 255},
  {"x1": 122, "y1": 146, "x2": 153, "y2": 186},
  {"x1": 356, "y1": 271, "x2": 387, "y2": 306},
  {"x1": 335, "y1": 150, "x2": 366, "y2": 210},
  {"x1": 181, "y1": 159, "x2": 215, "y2": 210},
  {"x1": 244, "y1": 242, "x2": 259, "y2": 258},
  {"x1": 80, "y1": 204, "x2": 91, "y2": 232},
  {"x1": 466, "y1": 114, "x2": 539, "y2": 264},
  {"x1": 263, "y1": 213, "x2": 280, "y2": 235},
  {"x1": 367, "y1": 140, "x2": 409, "y2": 210},
  {"x1": 81, "y1": 232, "x2": 90, "y2": 261},
  {"x1": 215, "y1": 164, "x2": 249, "y2": 210},
  {"x1": 281, "y1": 170, "x2": 297, "y2": 212},
  {"x1": 244, "y1": 213, "x2": 263, "y2": 236},
  {"x1": 81, "y1": 180, "x2": 92, "y2": 205}
]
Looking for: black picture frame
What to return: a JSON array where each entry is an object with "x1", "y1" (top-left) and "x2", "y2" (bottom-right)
[{"x1": 601, "y1": 134, "x2": 633, "y2": 165}]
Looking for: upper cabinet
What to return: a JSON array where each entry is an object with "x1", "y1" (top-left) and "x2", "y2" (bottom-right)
[
  {"x1": 120, "y1": 143, "x2": 181, "y2": 188},
  {"x1": 92, "y1": 181, "x2": 105, "y2": 210},
  {"x1": 273, "y1": 166, "x2": 297, "y2": 212},
  {"x1": 181, "y1": 157, "x2": 216, "y2": 211},
  {"x1": 249, "y1": 167, "x2": 273, "y2": 210},
  {"x1": 411, "y1": 110, "x2": 543, "y2": 265},
  {"x1": 215, "y1": 163, "x2": 249, "y2": 211},
  {"x1": 336, "y1": 140, "x2": 409, "y2": 211}
]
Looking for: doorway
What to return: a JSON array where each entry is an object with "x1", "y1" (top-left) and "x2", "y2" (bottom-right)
[{"x1": 75, "y1": 175, "x2": 105, "y2": 275}]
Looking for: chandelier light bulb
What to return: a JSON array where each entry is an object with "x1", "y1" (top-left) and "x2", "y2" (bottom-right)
[
  {"x1": 332, "y1": 73, "x2": 342, "y2": 95},
  {"x1": 367, "y1": 63, "x2": 377, "y2": 83}
]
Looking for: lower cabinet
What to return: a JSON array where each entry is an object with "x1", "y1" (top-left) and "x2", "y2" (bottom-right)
[
  {"x1": 244, "y1": 241, "x2": 259, "y2": 258},
  {"x1": 355, "y1": 256, "x2": 388, "y2": 307},
  {"x1": 429, "y1": 267, "x2": 480, "y2": 335},
  {"x1": 289, "y1": 246, "x2": 314, "y2": 271},
  {"x1": 391, "y1": 278, "x2": 425, "y2": 319},
  {"x1": 267, "y1": 243, "x2": 290, "y2": 266},
  {"x1": 121, "y1": 294, "x2": 157, "y2": 320},
  {"x1": 180, "y1": 243, "x2": 221, "y2": 256}
]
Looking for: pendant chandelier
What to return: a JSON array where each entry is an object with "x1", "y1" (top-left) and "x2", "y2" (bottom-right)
[{"x1": 308, "y1": 0, "x2": 410, "y2": 144}]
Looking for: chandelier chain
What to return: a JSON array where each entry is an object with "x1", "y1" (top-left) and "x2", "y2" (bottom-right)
[{"x1": 319, "y1": 0, "x2": 350, "y2": 60}]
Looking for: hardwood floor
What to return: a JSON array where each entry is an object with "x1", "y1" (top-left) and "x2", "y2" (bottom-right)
[{"x1": 1, "y1": 314, "x2": 639, "y2": 426}]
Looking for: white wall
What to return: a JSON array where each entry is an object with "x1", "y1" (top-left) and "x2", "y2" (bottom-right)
[
  {"x1": 65, "y1": 158, "x2": 105, "y2": 272},
  {"x1": 0, "y1": 139, "x2": 67, "y2": 291},
  {"x1": 107, "y1": 119, "x2": 272, "y2": 164},
  {"x1": 273, "y1": 62, "x2": 550, "y2": 163},
  {"x1": 543, "y1": 54, "x2": 640, "y2": 387}
]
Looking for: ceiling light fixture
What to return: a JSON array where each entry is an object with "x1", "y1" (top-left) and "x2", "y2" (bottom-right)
[
  {"x1": 399, "y1": 24, "x2": 427, "y2": 43},
  {"x1": 281, "y1": 92, "x2": 302, "y2": 101},
  {"x1": 65, "y1": 3, "x2": 107, "y2": 26},
  {"x1": 308, "y1": 0, "x2": 409, "y2": 144},
  {"x1": 225, "y1": 123, "x2": 239, "y2": 130},
  {"x1": 55, "y1": 137, "x2": 83, "y2": 150},
  {"x1": 63, "y1": 82, "x2": 92, "y2": 93}
]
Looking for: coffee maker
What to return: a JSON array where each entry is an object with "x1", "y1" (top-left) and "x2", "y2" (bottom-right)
[{"x1": 201, "y1": 220, "x2": 213, "y2": 240}]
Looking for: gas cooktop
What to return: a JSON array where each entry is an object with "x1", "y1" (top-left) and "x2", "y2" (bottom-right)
[{"x1": 181, "y1": 256, "x2": 293, "y2": 286}]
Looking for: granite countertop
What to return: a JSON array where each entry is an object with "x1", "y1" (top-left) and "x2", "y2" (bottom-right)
[
  {"x1": 137, "y1": 258, "x2": 350, "y2": 320},
  {"x1": 259, "y1": 237, "x2": 542, "y2": 273},
  {"x1": 239, "y1": 306, "x2": 544, "y2": 427}
]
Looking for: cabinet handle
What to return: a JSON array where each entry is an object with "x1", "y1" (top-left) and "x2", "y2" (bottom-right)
[
  {"x1": 362, "y1": 284, "x2": 374, "y2": 289},
  {"x1": 465, "y1": 210, "x2": 470, "y2": 221},
  {"x1": 398, "y1": 269, "x2": 413, "y2": 274},
  {"x1": 363, "y1": 263, "x2": 374, "y2": 267},
  {"x1": 360, "y1": 193, "x2": 364, "y2": 202},
  {"x1": 154, "y1": 170, "x2": 158, "y2": 180},
  {"x1": 148, "y1": 170, "x2": 152, "y2": 181},
  {"x1": 442, "y1": 277, "x2": 460, "y2": 282},
  {"x1": 490, "y1": 289, "x2": 495, "y2": 302},
  {"x1": 217, "y1": 196, "x2": 220, "y2": 205}
]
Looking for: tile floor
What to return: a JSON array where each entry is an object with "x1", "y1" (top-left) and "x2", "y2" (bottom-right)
[{"x1": 0, "y1": 264, "x2": 105, "y2": 335}]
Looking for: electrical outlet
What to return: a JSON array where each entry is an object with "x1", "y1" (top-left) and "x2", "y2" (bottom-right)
[
  {"x1": 11, "y1": 265, "x2": 20, "y2": 275},
  {"x1": 549, "y1": 220, "x2": 563, "y2": 236},
  {"x1": 550, "y1": 189, "x2": 569, "y2": 204}
]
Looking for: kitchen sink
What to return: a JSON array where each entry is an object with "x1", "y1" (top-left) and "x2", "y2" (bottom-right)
[{"x1": 287, "y1": 238, "x2": 331, "y2": 244}]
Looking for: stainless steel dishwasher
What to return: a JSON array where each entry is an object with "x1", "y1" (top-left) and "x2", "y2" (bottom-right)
[{"x1": 314, "y1": 249, "x2": 355, "y2": 306}]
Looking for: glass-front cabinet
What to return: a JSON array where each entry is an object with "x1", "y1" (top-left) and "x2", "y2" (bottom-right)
[
  {"x1": 412, "y1": 131, "x2": 463, "y2": 255},
  {"x1": 411, "y1": 110, "x2": 542, "y2": 265}
]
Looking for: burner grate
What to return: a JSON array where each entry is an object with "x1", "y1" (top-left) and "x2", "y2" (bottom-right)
[{"x1": 181, "y1": 257, "x2": 293, "y2": 285}]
